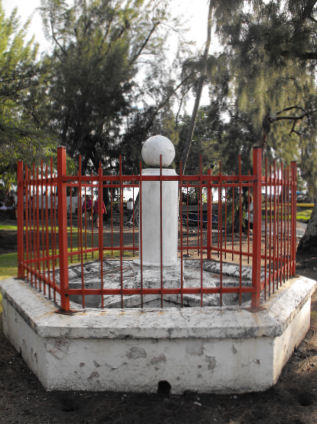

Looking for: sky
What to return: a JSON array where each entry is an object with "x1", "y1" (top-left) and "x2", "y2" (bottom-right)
[{"x1": 3, "y1": 0, "x2": 214, "y2": 52}]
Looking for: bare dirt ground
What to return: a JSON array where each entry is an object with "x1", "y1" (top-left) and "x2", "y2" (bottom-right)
[{"x1": 0, "y1": 223, "x2": 317, "y2": 424}]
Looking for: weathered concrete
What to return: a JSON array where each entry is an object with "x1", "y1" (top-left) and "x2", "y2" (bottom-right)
[
  {"x1": 0, "y1": 275, "x2": 315, "y2": 393},
  {"x1": 66, "y1": 259, "x2": 253, "y2": 308},
  {"x1": 140, "y1": 168, "x2": 178, "y2": 266}
]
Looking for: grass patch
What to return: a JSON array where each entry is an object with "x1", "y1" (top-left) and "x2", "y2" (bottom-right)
[
  {"x1": 0, "y1": 248, "x2": 133, "y2": 280},
  {"x1": 0, "y1": 252, "x2": 18, "y2": 314},
  {"x1": 0, "y1": 224, "x2": 98, "y2": 232},
  {"x1": 0, "y1": 224, "x2": 17, "y2": 231},
  {"x1": 0, "y1": 252, "x2": 18, "y2": 280},
  {"x1": 296, "y1": 209, "x2": 313, "y2": 222}
]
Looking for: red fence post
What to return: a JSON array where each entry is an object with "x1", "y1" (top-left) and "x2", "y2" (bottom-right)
[
  {"x1": 207, "y1": 168, "x2": 212, "y2": 260},
  {"x1": 251, "y1": 147, "x2": 262, "y2": 309},
  {"x1": 291, "y1": 161, "x2": 297, "y2": 276},
  {"x1": 57, "y1": 147, "x2": 70, "y2": 311},
  {"x1": 17, "y1": 160, "x2": 24, "y2": 279}
]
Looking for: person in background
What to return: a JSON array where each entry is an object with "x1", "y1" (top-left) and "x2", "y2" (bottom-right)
[
  {"x1": 245, "y1": 193, "x2": 253, "y2": 231},
  {"x1": 82, "y1": 195, "x2": 92, "y2": 215},
  {"x1": 127, "y1": 197, "x2": 134, "y2": 213},
  {"x1": 93, "y1": 199, "x2": 107, "y2": 227}
]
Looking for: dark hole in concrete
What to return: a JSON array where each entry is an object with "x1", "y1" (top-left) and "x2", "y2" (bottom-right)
[
  {"x1": 297, "y1": 391, "x2": 314, "y2": 406},
  {"x1": 57, "y1": 394, "x2": 79, "y2": 412},
  {"x1": 157, "y1": 380, "x2": 171, "y2": 397}
]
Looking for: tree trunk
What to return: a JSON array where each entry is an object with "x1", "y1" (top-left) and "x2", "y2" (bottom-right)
[
  {"x1": 297, "y1": 195, "x2": 317, "y2": 254},
  {"x1": 180, "y1": 0, "x2": 213, "y2": 173}
]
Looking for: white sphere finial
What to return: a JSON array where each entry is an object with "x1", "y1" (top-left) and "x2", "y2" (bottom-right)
[{"x1": 141, "y1": 135, "x2": 175, "y2": 167}]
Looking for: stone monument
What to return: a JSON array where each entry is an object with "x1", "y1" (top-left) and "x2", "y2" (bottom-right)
[{"x1": 140, "y1": 135, "x2": 178, "y2": 266}]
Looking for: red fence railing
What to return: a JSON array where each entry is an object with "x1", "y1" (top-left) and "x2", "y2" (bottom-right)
[{"x1": 17, "y1": 147, "x2": 297, "y2": 311}]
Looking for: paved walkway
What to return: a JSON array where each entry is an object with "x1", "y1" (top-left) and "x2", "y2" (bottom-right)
[{"x1": 297, "y1": 221, "x2": 307, "y2": 238}]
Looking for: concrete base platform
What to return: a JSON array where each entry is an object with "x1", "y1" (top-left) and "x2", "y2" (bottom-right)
[{"x1": 0, "y1": 276, "x2": 316, "y2": 394}]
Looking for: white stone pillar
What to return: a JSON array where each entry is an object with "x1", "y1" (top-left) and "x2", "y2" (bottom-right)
[{"x1": 140, "y1": 135, "x2": 178, "y2": 267}]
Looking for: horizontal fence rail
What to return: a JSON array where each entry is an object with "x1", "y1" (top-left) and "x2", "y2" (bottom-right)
[{"x1": 17, "y1": 147, "x2": 297, "y2": 311}]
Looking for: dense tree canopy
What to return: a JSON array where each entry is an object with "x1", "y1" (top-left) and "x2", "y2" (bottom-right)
[
  {"x1": 1, "y1": 0, "x2": 316, "y2": 250},
  {"x1": 219, "y1": 0, "x2": 317, "y2": 251},
  {"x1": 0, "y1": 1, "x2": 56, "y2": 192},
  {"x1": 185, "y1": 0, "x2": 317, "y2": 251},
  {"x1": 40, "y1": 0, "x2": 187, "y2": 174}
]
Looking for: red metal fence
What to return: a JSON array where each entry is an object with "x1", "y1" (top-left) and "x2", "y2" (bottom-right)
[{"x1": 17, "y1": 147, "x2": 297, "y2": 311}]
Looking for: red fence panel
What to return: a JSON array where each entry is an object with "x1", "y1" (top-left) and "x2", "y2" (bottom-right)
[{"x1": 17, "y1": 147, "x2": 297, "y2": 311}]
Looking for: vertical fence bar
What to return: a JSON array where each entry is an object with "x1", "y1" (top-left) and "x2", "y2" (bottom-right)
[
  {"x1": 25, "y1": 168, "x2": 30, "y2": 282},
  {"x1": 268, "y1": 163, "x2": 273, "y2": 295},
  {"x1": 238, "y1": 156, "x2": 242, "y2": 304},
  {"x1": 247, "y1": 171, "x2": 251, "y2": 265},
  {"x1": 286, "y1": 165, "x2": 291, "y2": 280},
  {"x1": 49, "y1": 159, "x2": 54, "y2": 300},
  {"x1": 231, "y1": 183, "x2": 235, "y2": 261},
  {"x1": 160, "y1": 155, "x2": 163, "y2": 308},
  {"x1": 110, "y1": 188, "x2": 113, "y2": 255},
  {"x1": 40, "y1": 161, "x2": 45, "y2": 289},
  {"x1": 27, "y1": 168, "x2": 32, "y2": 283},
  {"x1": 52, "y1": 163, "x2": 57, "y2": 304},
  {"x1": 186, "y1": 185, "x2": 189, "y2": 256},
  {"x1": 251, "y1": 147, "x2": 262, "y2": 309},
  {"x1": 207, "y1": 169, "x2": 212, "y2": 260},
  {"x1": 69, "y1": 184, "x2": 73, "y2": 263},
  {"x1": 57, "y1": 147, "x2": 70, "y2": 311},
  {"x1": 282, "y1": 164, "x2": 286, "y2": 283},
  {"x1": 90, "y1": 185, "x2": 94, "y2": 259},
  {"x1": 31, "y1": 165, "x2": 36, "y2": 287},
  {"x1": 197, "y1": 178, "x2": 201, "y2": 257},
  {"x1": 119, "y1": 156, "x2": 124, "y2": 308},
  {"x1": 199, "y1": 158, "x2": 204, "y2": 306},
  {"x1": 132, "y1": 185, "x2": 135, "y2": 255},
  {"x1": 179, "y1": 161, "x2": 184, "y2": 306},
  {"x1": 273, "y1": 161, "x2": 277, "y2": 291},
  {"x1": 99, "y1": 163, "x2": 104, "y2": 308},
  {"x1": 264, "y1": 158, "x2": 268, "y2": 299},
  {"x1": 218, "y1": 161, "x2": 223, "y2": 306},
  {"x1": 224, "y1": 186, "x2": 227, "y2": 260},
  {"x1": 277, "y1": 163, "x2": 281, "y2": 287},
  {"x1": 78, "y1": 156, "x2": 85, "y2": 308},
  {"x1": 17, "y1": 161, "x2": 24, "y2": 279},
  {"x1": 291, "y1": 161, "x2": 297, "y2": 276},
  {"x1": 36, "y1": 167, "x2": 40, "y2": 289},
  {"x1": 45, "y1": 165, "x2": 50, "y2": 295},
  {"x1": 84, "y1": 186, "x2": 87, "y2": 260},
  {"x1": 139, "y1": 161, "x2": 143, "y2": 308}
]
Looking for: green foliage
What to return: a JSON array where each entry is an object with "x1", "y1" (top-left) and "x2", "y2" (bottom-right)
[
  {"x1": 0, "y1": 1, "x2": 58, "y2": 191},
  {"x1": 40, "y1": 0, "x2": 184, "y2": 174},
  {"x1": 176, "y1": 105, "x2": 221, "y2": 173},
  {"x1": 184, "y1": 1, "x2": 317, "y2": 190}
]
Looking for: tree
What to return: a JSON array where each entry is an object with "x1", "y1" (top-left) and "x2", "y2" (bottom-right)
[
  {"x1": 176, "y1": 103, "x2": 222, "y2": 173},
  {"x1": 40, "y1": 0, "x2": 187, "y2": 174},
  {"x1": 0, "y1": 1, "x2": 56, "y2": 192},
  {"x1": 207, "y1": 0, "x2": 317, "y2": 252},
  {"x1": 180, "y1": 0, "x2": 214, "y2": 172}
]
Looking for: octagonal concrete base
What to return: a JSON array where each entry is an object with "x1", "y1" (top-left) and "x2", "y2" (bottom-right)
[{"x1": 0, "y1": 276, "x2": 315, "y2": 394}]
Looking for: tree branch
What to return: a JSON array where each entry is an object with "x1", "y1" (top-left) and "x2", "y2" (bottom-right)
[
  {"x1": 50, "y1": 18, "x2": 67, "y2": 56},
  {"x1": 129, "y1": 21, "x2": 160, "y2": 66},
  {"x1": 276, "y1": 105, "x2": 306, "y2": 115},
  {"x1": 273, "y1": 109, "x2": 317, "y2": 121},
  {"x1": 180, "y1": 0, "x2": 214, "y2": 172}
]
